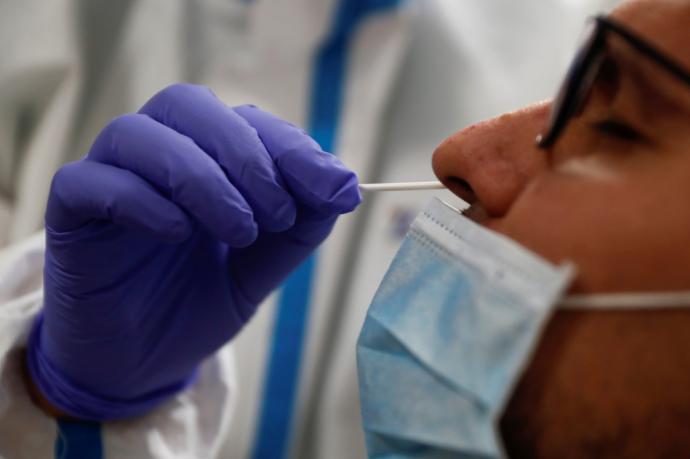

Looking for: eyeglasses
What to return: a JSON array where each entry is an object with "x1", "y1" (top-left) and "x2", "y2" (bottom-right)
[{"x1": 536, "y1": 15, "x2": 690, "y2": 149}]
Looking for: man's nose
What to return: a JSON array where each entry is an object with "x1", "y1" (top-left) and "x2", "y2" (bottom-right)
[{"x1": 432, "y1": 101, "x2": 551, "y2": 218}]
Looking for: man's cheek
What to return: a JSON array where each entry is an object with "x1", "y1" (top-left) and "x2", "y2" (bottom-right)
[
  {"x1": 485, "y1": 193, "x2": 608, "y2": 291},
  {"x1": 488, "y1": 193, "x2": 577, "y2": 263}
]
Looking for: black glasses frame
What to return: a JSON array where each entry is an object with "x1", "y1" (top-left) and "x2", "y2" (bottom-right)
[{"x1": 536, "y1": 15, "x2": 690, "y2": 148}]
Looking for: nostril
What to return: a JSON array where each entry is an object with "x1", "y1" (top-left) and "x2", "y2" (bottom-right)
[
  {"x1": 447, "y1": 177, "x2": 477, "y2": 204},
  {"x1": 444, "y1": 177, "x2": 477, "y2": 204}
]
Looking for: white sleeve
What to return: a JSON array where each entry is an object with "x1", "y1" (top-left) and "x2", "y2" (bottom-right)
[{"x1": 0, "y1": 232, "x2": 56, "y2": 458}]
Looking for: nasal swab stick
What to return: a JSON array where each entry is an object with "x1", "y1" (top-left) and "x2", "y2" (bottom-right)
[{"x1": 358, "y1": 181, "x2": 445, "y2": 192}]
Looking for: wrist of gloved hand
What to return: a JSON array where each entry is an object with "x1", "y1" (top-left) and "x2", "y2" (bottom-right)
[
  {"x1": 25, "y1": 313, "x2": 197, "y2": 421},
  {"x1": 23, "y1": 346, "x2": 68, "y2": 419}
]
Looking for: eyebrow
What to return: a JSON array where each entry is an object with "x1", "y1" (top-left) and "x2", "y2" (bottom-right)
[
  {"x1": 600, "y1": 16, "x2": 690, "y2": 87},
  {"x1": 600, "y1": 14, "x2": 690, "y2": 116},
  {"x1": 602, "y1": 37, "x2": 690, "y2": 122}
]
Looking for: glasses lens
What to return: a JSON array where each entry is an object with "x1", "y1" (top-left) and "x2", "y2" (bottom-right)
[{"x1": 538, "y1": 19, "x2": 601, "y2": 147}]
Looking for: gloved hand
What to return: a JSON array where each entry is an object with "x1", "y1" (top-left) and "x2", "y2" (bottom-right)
[{"x1": 26, "y1": 84, "x2": 361, "y2": 421}]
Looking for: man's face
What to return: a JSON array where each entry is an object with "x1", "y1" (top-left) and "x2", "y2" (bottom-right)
[
  {"x1": 432, "y1": 0, "x2": 690, "y2": 456},
  {"x1": 432, "y1": 0, "x2": 690, "y2": 293}
]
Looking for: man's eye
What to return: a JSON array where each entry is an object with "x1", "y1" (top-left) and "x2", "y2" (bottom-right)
[{"x1": 592, "y1": 119, "x2": 643, "y2": 142}]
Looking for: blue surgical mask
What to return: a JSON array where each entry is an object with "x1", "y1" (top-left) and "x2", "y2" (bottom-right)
[
  {"x1": 356, "y1": 197, "x2": 575, "y2": 458},
  {"x1": 357, "y1": 197, "x2": 690, "y2": 458}
]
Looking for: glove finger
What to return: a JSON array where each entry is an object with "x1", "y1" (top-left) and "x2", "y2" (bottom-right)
[
  {"x1": 233, "y1": 104, "x2": 362, "y2": 215},
  {"x1": 87, "y1": 113, "x2": 257, "y2": 247},
  {"x1": 228, "y1": 210, "x2": 338, "y2": 319},
  {"x1": 139, "y1": 84, "x2": 297, "y2": 232},
  {"x1": 46, "y1": 161, "x2": 193, "y2": 243}
]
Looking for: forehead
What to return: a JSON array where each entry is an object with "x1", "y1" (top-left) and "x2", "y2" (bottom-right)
[{"x1": 611, "y1": 0, "x2": 690, "y2": 70}]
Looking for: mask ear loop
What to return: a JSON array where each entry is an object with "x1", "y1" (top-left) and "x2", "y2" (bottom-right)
[{"x1": 559, "y1": 291, "x2": 690, "y2": 309}]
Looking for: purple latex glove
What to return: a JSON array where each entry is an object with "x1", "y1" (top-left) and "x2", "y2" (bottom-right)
[{"x1": 26, "y1": 84, "x2": 361, "y2": 421}]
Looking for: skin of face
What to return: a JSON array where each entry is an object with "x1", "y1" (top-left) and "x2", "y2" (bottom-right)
[{"x1": 431, "y1": 0, "x2": 690, "y2": 457}]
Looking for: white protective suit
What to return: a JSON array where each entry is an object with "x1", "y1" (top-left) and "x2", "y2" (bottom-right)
[{"x1": 0, "y1": 0, "x2": 618, "y2": 457}]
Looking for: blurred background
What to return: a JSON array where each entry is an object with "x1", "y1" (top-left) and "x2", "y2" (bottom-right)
[{"x1": 0, "y1": 0, "x2": 619, "y2": 457}]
